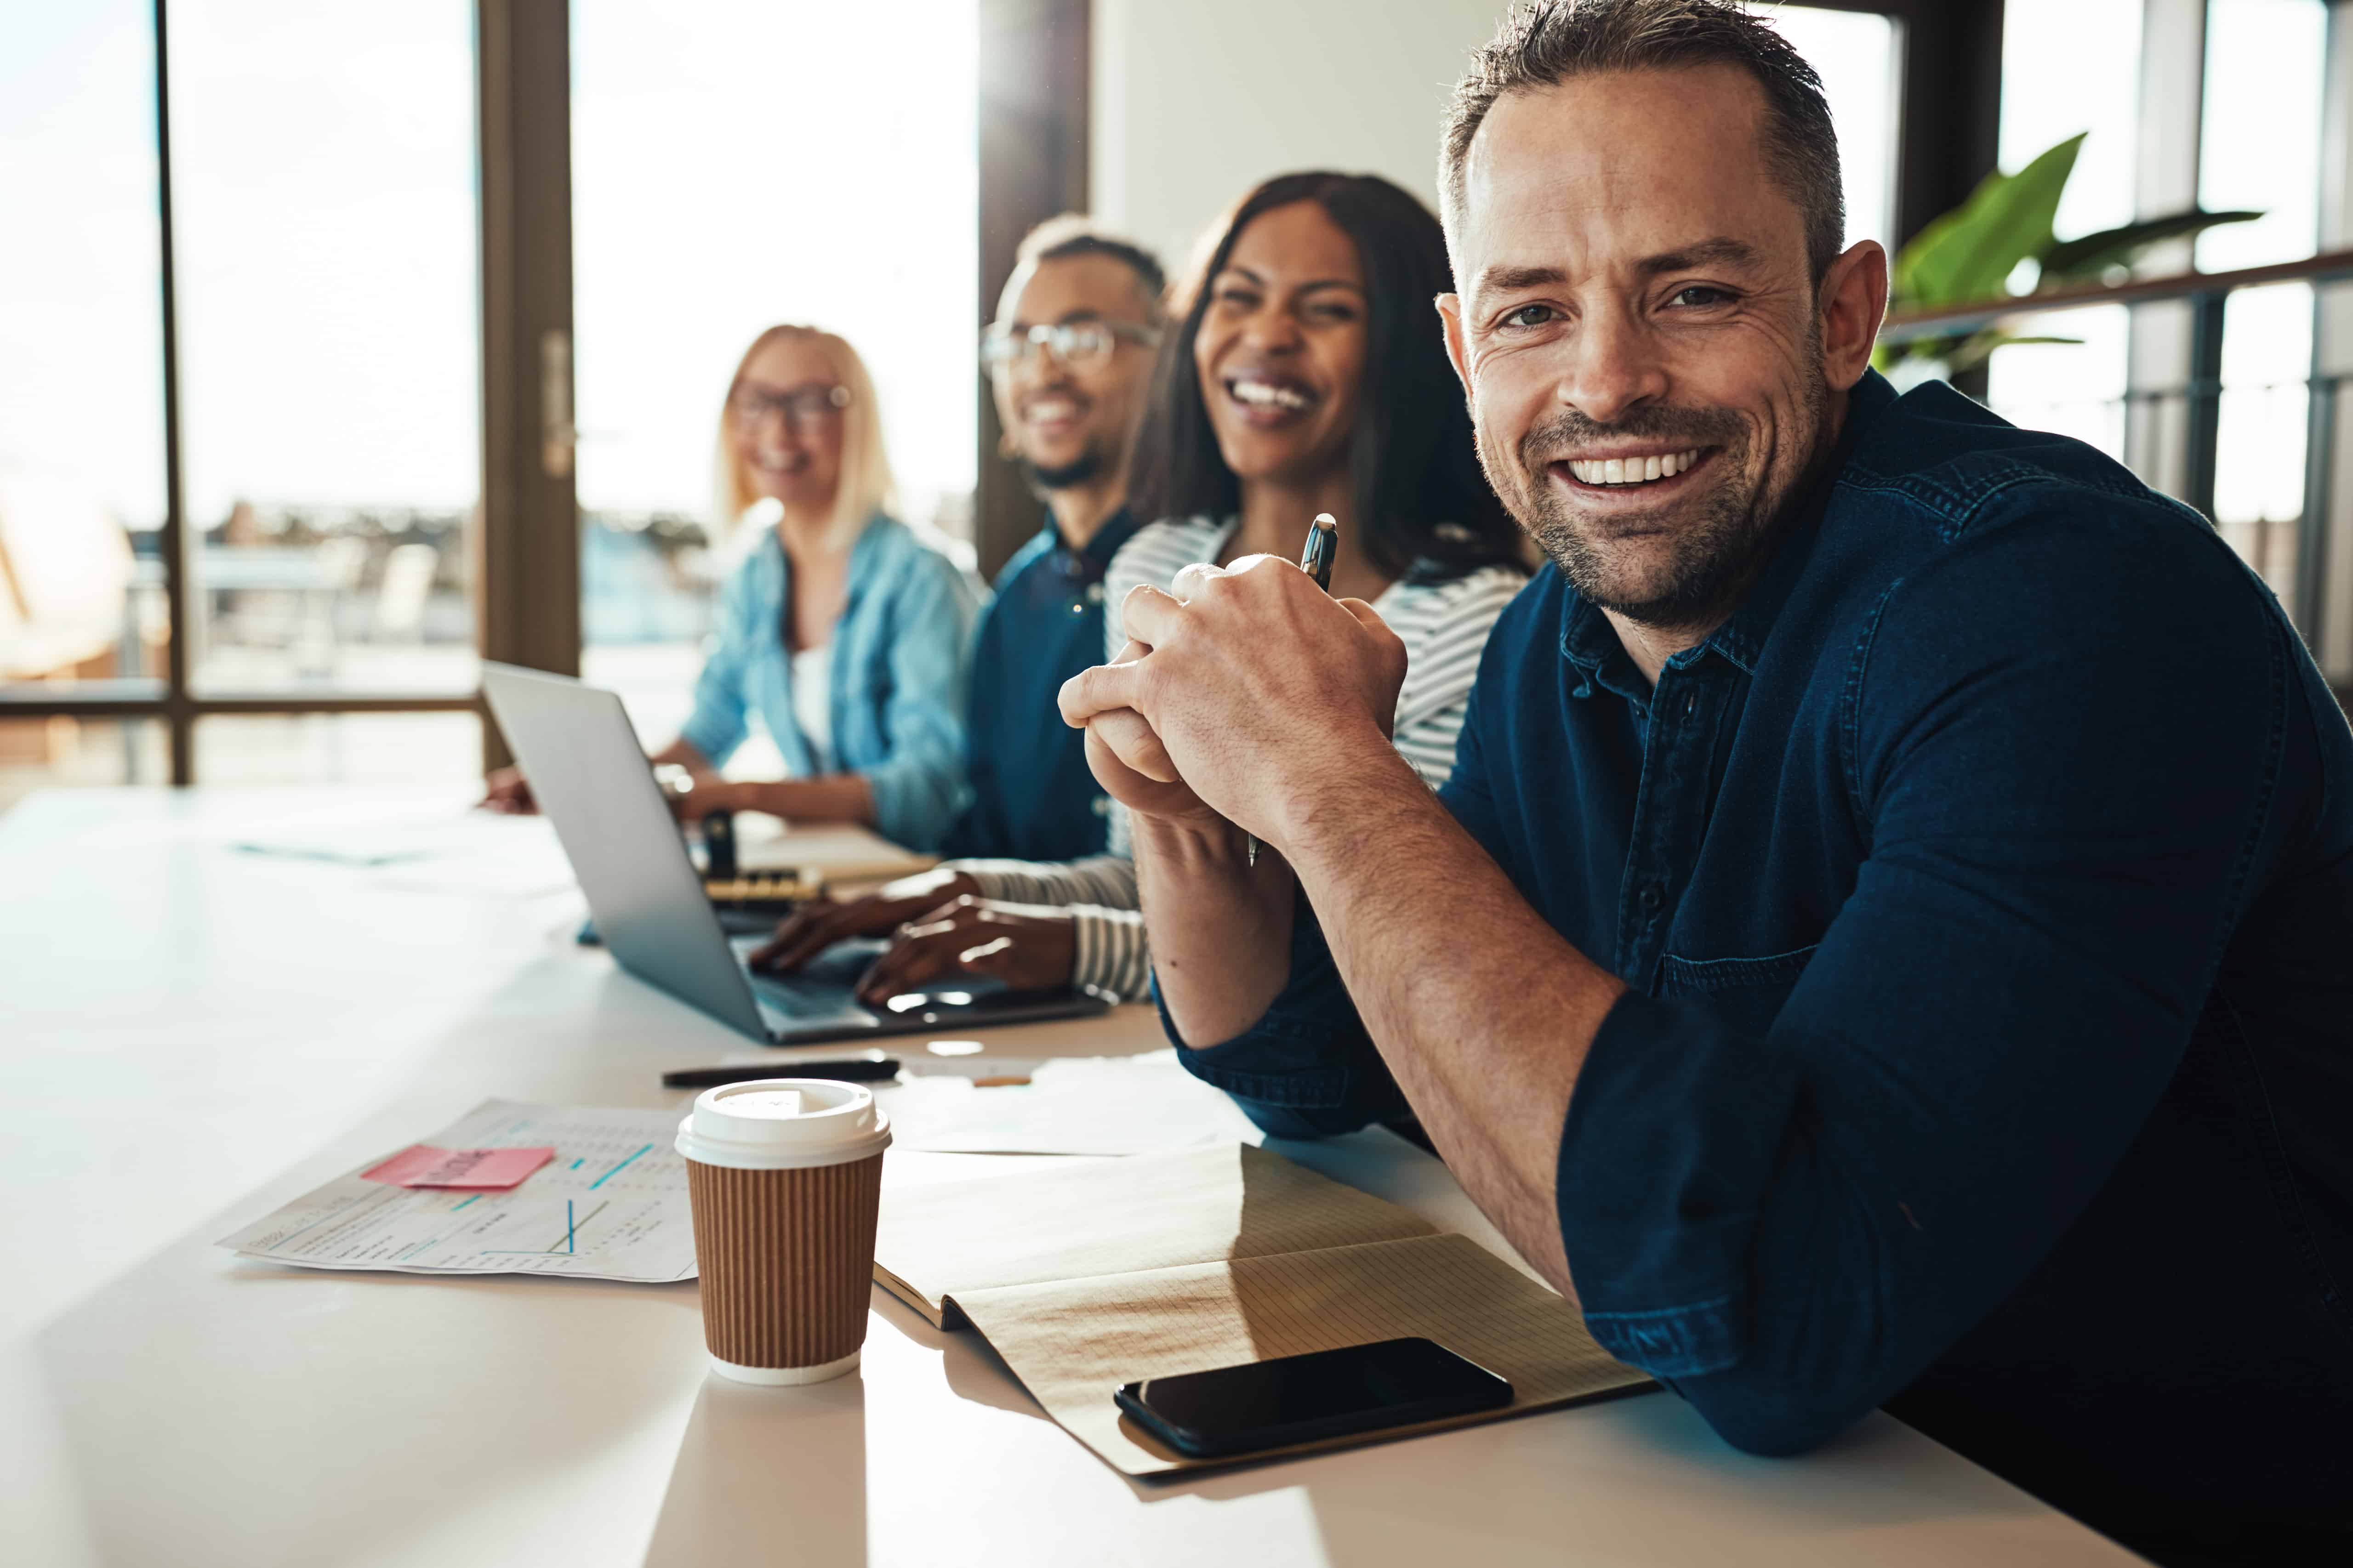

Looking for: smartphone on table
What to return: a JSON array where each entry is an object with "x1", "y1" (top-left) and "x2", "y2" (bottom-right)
[{"x1": 1113, "y1": 1336, "x2": 1513, "y2": 1459}]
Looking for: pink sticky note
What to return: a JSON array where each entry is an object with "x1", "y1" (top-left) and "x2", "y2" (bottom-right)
[{"x1": 360, "y1": 1144, "x2": 556, "y2": 1189}]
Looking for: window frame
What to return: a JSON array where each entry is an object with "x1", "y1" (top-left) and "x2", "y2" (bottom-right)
[{"x1": 0, "y1": 0, "x2": 567, "y2": 784}]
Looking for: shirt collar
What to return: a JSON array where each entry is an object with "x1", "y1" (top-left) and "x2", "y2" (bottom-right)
[
  {"x1": 1560, "y1": 368, "x2": 1898, "y2": 693},
  {"x1": 1043, "y1": 504, "x2": 1142, "y2": 583}
]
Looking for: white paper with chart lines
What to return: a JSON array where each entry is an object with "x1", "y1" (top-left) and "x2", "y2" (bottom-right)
[{"x1": 217, "y1": 1099, "x2": 696, "y2": 1283}]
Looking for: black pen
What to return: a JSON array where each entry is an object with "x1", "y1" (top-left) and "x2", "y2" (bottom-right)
[
  {"x1": 662, "y1": 1058, "x2": 901, "y2": 1089},
  {"x1": 1298, "y1": 511, "x2": 1338, "y2": 591},
  {"x1": 1248, "y1": 513, "x2": 1340, "y2": 869}
]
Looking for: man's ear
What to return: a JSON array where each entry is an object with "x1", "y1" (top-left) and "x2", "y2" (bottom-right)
[
  {"x1": 1436, "y1": 294, "x2": 1474, "y2": 403},
  {"x1": 1817, "y1": 240, "x2": 1889, "y2": 392}
]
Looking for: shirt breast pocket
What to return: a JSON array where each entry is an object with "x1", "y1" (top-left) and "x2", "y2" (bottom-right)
[{"x1": 1657, "y1": 944, "x2": 1820, "y2": 1040}]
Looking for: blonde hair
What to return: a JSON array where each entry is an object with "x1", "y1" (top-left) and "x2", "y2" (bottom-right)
[{"x1": 713, "y1": 324, "x2": 897, "y2": 548}]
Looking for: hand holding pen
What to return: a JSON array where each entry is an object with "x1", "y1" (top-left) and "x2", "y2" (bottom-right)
[
  {"x1": 1246, "y1": 512, "x2": 1339, "y2": 867},
  {"x1": 1061, "y1": 509, "x2": 1407, "y2": 852}
]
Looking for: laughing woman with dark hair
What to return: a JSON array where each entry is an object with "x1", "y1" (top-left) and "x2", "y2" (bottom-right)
[{"x1": 758, "y1": 171, "x2": 1527, "y2": 1002}]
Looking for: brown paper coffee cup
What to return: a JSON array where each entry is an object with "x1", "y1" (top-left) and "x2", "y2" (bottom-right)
[
  {"x1": 686, "y1": 1152, "x2": 883, "y2": 1377},
  {"x1": 675, "y1": 1079, "x2": 893, "y2": 1385}
]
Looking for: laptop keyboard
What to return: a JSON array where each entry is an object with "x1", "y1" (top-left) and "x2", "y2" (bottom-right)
[{"x1": 733, "y1": 936, "x2": 884, "y2": 1020}]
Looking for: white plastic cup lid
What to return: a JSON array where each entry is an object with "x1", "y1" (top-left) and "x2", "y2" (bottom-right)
[{"x1": 674, "y1": 1078, "x2": 893, "y2": 1170}]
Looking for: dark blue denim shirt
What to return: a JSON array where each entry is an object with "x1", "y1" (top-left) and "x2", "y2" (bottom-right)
[
  {"x1": 940, "y1": 506, "x2": 1142, "y2": 862},
  {"x1": 1169, "y1": 372, "x2": 2353, "y2": 1554}
]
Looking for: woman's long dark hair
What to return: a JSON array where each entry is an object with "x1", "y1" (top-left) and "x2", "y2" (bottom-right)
[{"x1": 1128, "y1": 171, "x2": 1521, "y2": 581}]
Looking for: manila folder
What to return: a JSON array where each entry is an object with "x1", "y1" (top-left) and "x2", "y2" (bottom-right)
[
  {"x1": 872, "y1": 1142, "x2": 1438, "y2": 1329},
  {"x1": 872, "y1": 1143, "x2": 1651, "y2": 1476}
]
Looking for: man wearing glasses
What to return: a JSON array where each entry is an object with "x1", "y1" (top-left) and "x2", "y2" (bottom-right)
[{"x1": 752, "y1": 217, "x2": 1164, "y2": 975}]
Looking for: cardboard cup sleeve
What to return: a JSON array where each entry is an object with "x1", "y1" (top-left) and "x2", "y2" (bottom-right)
[{"x1": 686, "y1": 1152, "x2": 883, "y2": 1373}]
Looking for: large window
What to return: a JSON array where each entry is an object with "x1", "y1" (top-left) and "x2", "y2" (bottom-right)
[
  {"x1": 171, "y1": 0, "x2": 482, "y2": 704},
  {"x1": 570, "y1": 0, "x2": 979, "y2": 761},
  {"x1": 1769, "y1": 8, "x2": 1901, "y2": 256},
  {"x1": 2200, "y1": 0, "x2": 2329, "y2": 606},
  {"x1": 0, "y1": 0, "x2": 489, "y2": 807},
  {"x1": 0, "y1": 3, "x2": 168, "y2": 720},
  {"x1": 1983, "y1": 0, "x2": 2143, "y2": 461},
  {"x1": 0, "y1": 0, "x2": 987, "y2": 810}
]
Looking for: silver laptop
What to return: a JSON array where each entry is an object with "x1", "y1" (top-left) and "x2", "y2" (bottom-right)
[{"x1": 481, "y1": 662, "x2": 1112, "y2": 1045}]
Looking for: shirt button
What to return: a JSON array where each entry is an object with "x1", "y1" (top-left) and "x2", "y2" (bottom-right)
[
  {"x1": 1087, "y1": 583, "x2": 1105, "y2": 604},
  {"x1": 1637, "y1": 882, "x2": 1664, "y2": 914},
  {"x1": 1091, "y1": 796, "x2": 1111, "y2": 816},
  {"x1": 1683, "y1": 693, "x2": 1698, "y2": 717}
]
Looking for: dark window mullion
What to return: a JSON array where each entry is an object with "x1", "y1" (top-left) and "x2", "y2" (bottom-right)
[
  {"x1": 153, "y1": 0, "x2": 192, "y2": 784},
  {"x1": 475, "y1": 0, "x2": 579, "y2": 781}
]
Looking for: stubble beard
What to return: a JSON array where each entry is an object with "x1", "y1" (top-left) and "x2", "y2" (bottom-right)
[
  {"x1": 1025, "y1": 441, "x2": 1107, "y2": 494},
  {"x1": 1476, "y1": 347, "x2": 1830, "y2": 631}
]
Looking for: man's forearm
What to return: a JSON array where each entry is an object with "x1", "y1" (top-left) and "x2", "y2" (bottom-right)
[
  {"x1": 732, "y1": 774, "x2": 876, "y2": 827},
  {"x1": 1276, "y1": 747, "x2": 1626, "y2": 1296},
  {"x1": 1131, "y1": 815, "x2": 1297, "y2": 1046}
]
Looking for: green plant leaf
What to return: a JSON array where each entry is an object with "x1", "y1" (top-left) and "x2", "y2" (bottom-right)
[
  {"x1": 2036, "y1": 208, "x2": 2264, "y2": 284},
  {"x1": 1892, "y1": 132, "x2": 2085, "y2": 307}
]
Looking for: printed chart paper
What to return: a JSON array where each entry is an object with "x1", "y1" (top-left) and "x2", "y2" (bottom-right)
[
  {"x1": 359, "y1": 1143, "x2": 556, "y2": 1188},
  {"x1": 218, "y1": 1100, "x2": 695, "y2": 1283}
]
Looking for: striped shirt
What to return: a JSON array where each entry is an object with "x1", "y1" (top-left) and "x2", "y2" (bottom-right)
[{"x1": 951, "y1": 516, "x2": 1526, "y2": 1000}]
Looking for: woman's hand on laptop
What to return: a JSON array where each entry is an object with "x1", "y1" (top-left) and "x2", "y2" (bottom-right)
[
  {"x1": 747, "y1": 867, "x2": 984, "y2": 973},
  {"x1": 480, "y1": 766, "x2": 538, "y2": 814},
  {"x1": 850, "y1": 896, "x2": 1075, "y2": 1005}
]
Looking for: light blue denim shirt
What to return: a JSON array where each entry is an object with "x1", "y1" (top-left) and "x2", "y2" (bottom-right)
[{"x1": 678, "y1": 512, "x2": 980, "y2": 852}]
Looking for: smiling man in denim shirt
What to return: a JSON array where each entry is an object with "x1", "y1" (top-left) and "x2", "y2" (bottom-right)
[{"x1": 1058, "y1": 3, "x2": 2353, "y2": 1562}]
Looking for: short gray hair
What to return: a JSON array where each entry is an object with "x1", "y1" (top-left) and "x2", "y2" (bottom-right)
[{"x1": 1441, "y1": 0, "x2": 1846, "y2": 277}]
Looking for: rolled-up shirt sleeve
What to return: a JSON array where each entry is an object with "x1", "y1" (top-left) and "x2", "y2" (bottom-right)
[
  {"x1": 677, "y1": 565, "x2": 757, "y2": 766},
  {"x1": 1556, "y1": 508, "x2": 2293, "y2": 1453},
  {"x1": 1167, "y1": 674, "x2": 1508, "y2": 1136}
]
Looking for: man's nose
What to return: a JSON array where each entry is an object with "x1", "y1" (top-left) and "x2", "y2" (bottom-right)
[
  {"x1": 1017, "y1": 353, "x2": 1075, "y2": 393},
  {"x1": 1559, "y1": 306, "x2": 1668, "y2": 426}
]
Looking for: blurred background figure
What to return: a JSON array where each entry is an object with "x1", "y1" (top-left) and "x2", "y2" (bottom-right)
[
  {"x1": 756, "y1": 216, "x2": 1165, "y2": 971},
  {"x1": 486, "y1": 325, "x2": 977, "y2": 851},
  {"x1": 759, "y1": 172, "x2": 1530, "y2": 1003},
  {"x1": 946, "y1": 216, "x2": 1164, "y2": 861}
]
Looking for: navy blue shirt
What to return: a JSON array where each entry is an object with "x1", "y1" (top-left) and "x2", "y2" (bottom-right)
[
  {"x1": 941, "y1": 507, "x2": 1143, "y2": 862},
  {"x1": 1170, "y1": 373, "x2": 2353, "y2": 1560}
]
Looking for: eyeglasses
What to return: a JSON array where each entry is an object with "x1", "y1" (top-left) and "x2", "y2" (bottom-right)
[
  {"x1": 729, "y1": 382, "x2": 851, "y2": 429},
  {"x1": 980, "y1": 320, "x2": 1160, "y2": 374}
]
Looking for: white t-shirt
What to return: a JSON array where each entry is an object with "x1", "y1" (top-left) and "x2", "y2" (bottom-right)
[{"x1": 790, "y1": 644, "x2": 833, "y2": 772}]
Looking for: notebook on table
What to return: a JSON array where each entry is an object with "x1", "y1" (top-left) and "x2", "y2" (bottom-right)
[{"x1": 872, "y1": 1143, "x2": 1653, "y2": 1475}]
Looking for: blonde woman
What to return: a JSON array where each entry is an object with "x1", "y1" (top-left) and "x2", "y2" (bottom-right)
[{"x1": 487, "y1": 325, "x2": 978, "y2": 850}]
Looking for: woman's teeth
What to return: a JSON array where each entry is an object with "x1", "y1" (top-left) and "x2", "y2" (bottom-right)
[
  {"x1": 1230, "y1": 377, "x2": 1313, "y2": 412},
  {"x1": 1568, "y1": 449, "x2": 1702, "y2": 486}
]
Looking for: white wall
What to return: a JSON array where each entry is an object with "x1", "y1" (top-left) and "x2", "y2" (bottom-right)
[
  {"x1": 1088, "y1": 2, "x2": 1904, "y2": 287},
  {"x1": 1089, "y1": 0, "x2": 1511, "y2": 280}
]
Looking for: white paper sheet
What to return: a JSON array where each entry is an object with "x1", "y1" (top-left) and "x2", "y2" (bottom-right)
[
  {"x1": 227, "y1": 809, "x2": 579, "y2": 897},
  {"x1": 218, "y1": 1100, "x2": 696, "y2": 1283},
  {"x1": 871, "y1": 1050, "x2": 1263, "y2": 1156},
  {"x1": 228, "y1": 807, "x2": 541, "y2": 866}
]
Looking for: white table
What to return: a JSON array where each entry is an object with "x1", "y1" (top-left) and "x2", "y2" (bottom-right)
[{"x1": 0, "y1": 788, "x2": 2144, "y2": 1567}]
